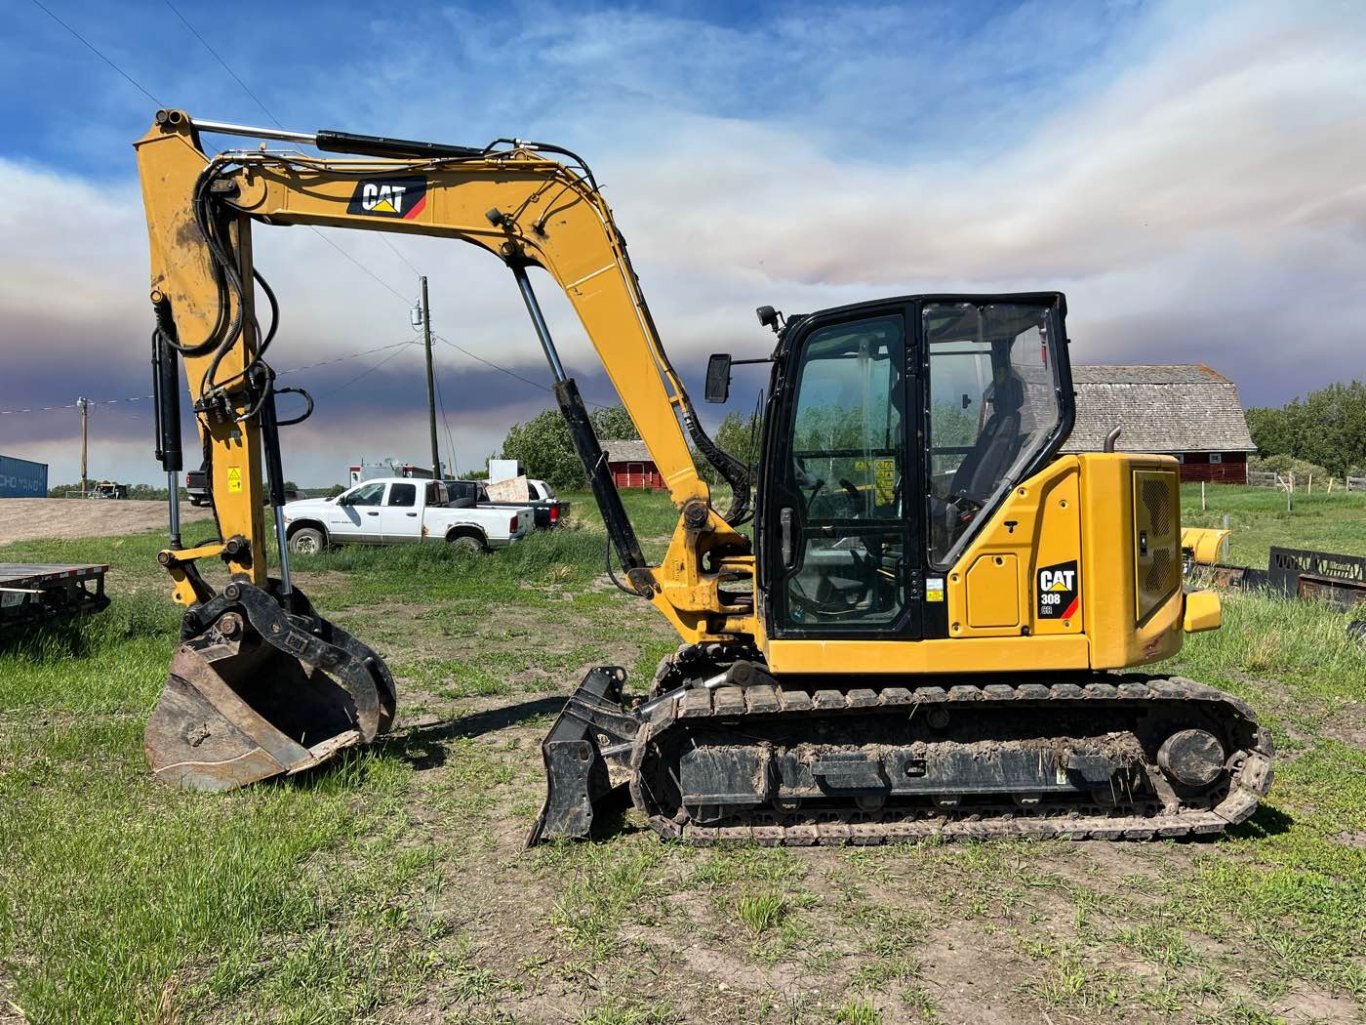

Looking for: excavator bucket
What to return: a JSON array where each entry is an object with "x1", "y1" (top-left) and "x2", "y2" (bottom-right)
[{"x1": 145, "y1": 581, "x2": 395, "y2": 791}]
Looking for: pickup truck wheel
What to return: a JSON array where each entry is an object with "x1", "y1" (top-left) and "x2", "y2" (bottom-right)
[
  {"x1": 447, "y1": 534, "x2": 486, "y2": 555},
  {"x1": 289, "y1": 527, "x2": 326, "y2": 555}
]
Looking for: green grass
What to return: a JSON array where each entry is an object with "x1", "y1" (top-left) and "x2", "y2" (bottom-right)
[
  {"x1": 1170, "y1": 589, "x2": 1364, "y2": 707},
  {"x1": 736, "y1": 892, "x2": 788, "y2": 935},
  {"x1": 1, "y1": 486, "x2": 1365, "y2": 1022},
  {"x1": 1181, "y1": 482, "x2": 1366, "y2": 566},
  {"x1": 833, "y1": 999, "x2": 883, "y2": 1025},
  {"x1": 547, "y1": 842, "x2": 666, "y2": 962}
]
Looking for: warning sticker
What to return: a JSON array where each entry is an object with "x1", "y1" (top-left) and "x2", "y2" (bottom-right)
[
  {"x1": 853, "y1": 458, "x2": 898, "y2": 506},
  {"x1": 226, "y1": 467, "x2": 242, "y2": 494},
  {"x1": 1037, "y1": 560, "x2": 1079, "y2": 620},
  {"x1": 926, "y1": 577, "x2": 945, "y2": 603}
]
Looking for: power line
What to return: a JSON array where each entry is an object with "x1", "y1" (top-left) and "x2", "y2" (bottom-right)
[
  {"x1": 0, "y1": 395, "x2": 152, "y2": 417},
  {"x1": 155, "y1": 5, "x2": 419, "y2": 308},
  {"x1": 314, "y1": 342, "x2": 418, "y2": 397},
  {"x1": 382, "y1": 237, "x2": 423, "y2": 277},
  {"x1": 433, "y1": 333, "x2": 551, "y2": 394},
  {"x1": 308, "y1": 230, "x2": 413, "y2": 303},
  {"x1": 35, "y1": 1, "x2": 603, "y2": 416},
  {"x1": 161, "y1": 0, "x2": 282, "y2": 128},
  {"x1": 434, "y1": 333, "x2": 616, "y2": 410},
  {"x1": 29, "y1": 0, "x2": 163, "y2": 106},
  {"x1": 432, "y1": 370, "x2": 459, "y2": 475},
  {"x1": 276, "y1": 339, "x2": 416, "y2": 376}
]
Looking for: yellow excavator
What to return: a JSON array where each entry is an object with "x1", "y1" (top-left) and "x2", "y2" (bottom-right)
[{"x1": 135, "y1": 110, "x2": 1272, "y2": 843}]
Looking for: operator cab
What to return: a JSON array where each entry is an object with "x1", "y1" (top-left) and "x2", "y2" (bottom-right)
[{"x1": 752, "y1": 293, "x2": 1072, "y2": 641}]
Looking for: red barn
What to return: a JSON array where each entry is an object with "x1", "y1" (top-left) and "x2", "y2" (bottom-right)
[
  {"x1": 1063, "y1": 364, "x2": 1256, "y2": 483},
  {"x1": 601, "y1": 440, "x2": 663, "y2": 490}
]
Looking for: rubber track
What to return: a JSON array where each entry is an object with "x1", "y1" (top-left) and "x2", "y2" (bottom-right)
[{"x1": 630, "y1": 675, "x2": 1275, "y2": 845}]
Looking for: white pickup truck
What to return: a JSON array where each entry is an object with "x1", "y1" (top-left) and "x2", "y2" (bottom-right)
[{"x1": 282, "y1": 477, "x2": 533, "y2": 554}]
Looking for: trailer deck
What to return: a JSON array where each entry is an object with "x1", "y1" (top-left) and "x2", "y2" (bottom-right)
[{"x1": 0, "y1": 563, "x2": 110, "y2": 630}]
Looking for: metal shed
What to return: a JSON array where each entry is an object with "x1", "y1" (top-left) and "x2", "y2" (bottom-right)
[{"x1": 1063, "y1": 364, "x2": 1256, "y2": 483}]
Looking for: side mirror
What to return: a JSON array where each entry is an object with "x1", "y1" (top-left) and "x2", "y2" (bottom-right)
[
  {"x1": 336, "y1": 493, "x2": 351, "y2": 505},
  {"x1": 705, "y1": 354, "x2": 732, "y2": 404}
]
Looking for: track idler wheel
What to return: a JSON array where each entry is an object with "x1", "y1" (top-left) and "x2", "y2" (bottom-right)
[{"x1": 145, "y1": 581, "x2": 396, "y2": 791}]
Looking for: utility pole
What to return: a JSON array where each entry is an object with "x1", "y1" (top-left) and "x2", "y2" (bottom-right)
[
  {"x1": 77, "y1": 396, "x2": 89, "y2": 497},
  {"x1": 418, "y1": 276, "x2": 441, "y2": 478}
]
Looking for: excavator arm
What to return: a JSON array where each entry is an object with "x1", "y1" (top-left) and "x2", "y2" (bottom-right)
[{"x1": 135, "y1": 110, "x2": 755, "y2": 791}]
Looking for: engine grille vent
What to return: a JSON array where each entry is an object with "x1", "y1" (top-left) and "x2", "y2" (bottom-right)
[{"x1": 1134, "y1": 470, "x2": 1180, "y2": 621}]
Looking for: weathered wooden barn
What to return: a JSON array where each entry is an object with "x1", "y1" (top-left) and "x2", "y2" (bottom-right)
[
  {"x1": 1063, "y1": 365, "x2": 1256, "y2": 483},
  {"x1": 600, "y1": 440, "x2": 664, "y2": 489}
]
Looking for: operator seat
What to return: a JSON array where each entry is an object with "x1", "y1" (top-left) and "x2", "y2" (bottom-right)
[
  {"x1": 945, "y1": 369, "x2": 1027, "y2": 554},
  {"x1": 948, "y1": 370, "x2": 1026, "y2": 504}
]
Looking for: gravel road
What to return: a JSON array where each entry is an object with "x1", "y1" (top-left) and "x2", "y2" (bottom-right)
[{"x1": 0, "y1": 499, "x2": 214, "y2": 545}]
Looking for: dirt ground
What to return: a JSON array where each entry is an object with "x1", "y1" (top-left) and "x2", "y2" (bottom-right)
[{"x1": 0, "y1": 498, "x2": 213, "y2": 545}]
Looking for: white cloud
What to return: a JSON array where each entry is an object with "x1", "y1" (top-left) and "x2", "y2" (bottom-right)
[{"x1": 2, "y1": 0, "x2": 1363, "y2": 488}]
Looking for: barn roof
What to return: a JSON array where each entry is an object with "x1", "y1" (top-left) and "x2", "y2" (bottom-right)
[
  {"x1": 1063, "y1": 364, "x2": 1256, "y2": 454},
  {"x1": 600, "y1": 439, "x2": 652, "y2": 463}
]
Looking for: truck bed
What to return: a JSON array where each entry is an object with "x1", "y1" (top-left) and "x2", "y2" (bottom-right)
[{"x1": 0, "y1": 563, "x2": 110, "y2": 629}]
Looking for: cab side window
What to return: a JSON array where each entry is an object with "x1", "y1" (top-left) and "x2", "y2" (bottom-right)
[
  {"x1": 348, "y1": 482, "x2": 385, "y2": 506},
  {"x1": 388, "y1": 483, "x2": 417, "y2": 508}
]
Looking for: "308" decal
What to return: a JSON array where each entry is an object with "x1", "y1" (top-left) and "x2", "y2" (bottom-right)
[{"x1": 1037, "y1": 560, "x2": 1079, "y2": 620}]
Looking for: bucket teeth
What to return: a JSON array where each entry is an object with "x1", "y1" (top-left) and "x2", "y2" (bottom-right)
[{"x1": 145, "y1": 582, "x2": 395, "y2": 792}]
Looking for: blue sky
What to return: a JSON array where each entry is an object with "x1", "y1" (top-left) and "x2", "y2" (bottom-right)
[{"x1": 2, "y1": 0, "x2": 1364, "y2": 485}]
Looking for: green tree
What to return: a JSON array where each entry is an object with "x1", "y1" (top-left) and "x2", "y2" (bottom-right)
[
  {"x1": 501, "y1": 408, "x2": 583, "y2": 489},
  {"x1": 713, "y1": 411, "x2": 763, "y2": 465},
  {"x1": 500, "y1": 404, "x2": 640, "y2": 490},
  {"x1": 1246, "y1": 405, "x2": 1303, "y2": 460},
  {"x1": 589, "y1": 405, "x2": 640, "y2": 442},
  {"x1": 1247, "y1": 380, "x2": 1366, "y2": 477}
]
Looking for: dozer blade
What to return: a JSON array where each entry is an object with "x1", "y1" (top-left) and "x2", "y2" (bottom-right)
[
  {"x1": 145, "y1": 581, "x2": 396, "y2": 792},
  {"x1": 527, "y1": 666, "x2": 641, "y2": 846}
]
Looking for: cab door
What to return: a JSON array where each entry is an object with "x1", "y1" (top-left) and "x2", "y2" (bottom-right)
[
  {"x1": 333, "y1": 480, "x2": 385, "y2": 542},
  {"x1": 763, "y1": 306, "x2": 922, "y2": 640},
  {"x1": 378, "y1": 481, "x2": 422, "y2": 541}
]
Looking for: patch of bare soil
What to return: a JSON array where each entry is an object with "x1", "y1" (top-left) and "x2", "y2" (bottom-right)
[
  {"x1": 1275, "y1": 988, "x2": 1361, "y2": 1024},
  {"x1": 0, "y1": 978, "x2": 24, "y2": 1025},
  {"x1": 919, "y1": 920, "x2": 1039, "y2": 1025},
  {"x1": 0, "y1": 498, "x2": 212, "y2": 545}
]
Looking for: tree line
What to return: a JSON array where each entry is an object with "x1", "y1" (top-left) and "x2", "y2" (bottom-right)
[{"x1": 1246, "y1": 380, "x2": 1366, "y2": 479}]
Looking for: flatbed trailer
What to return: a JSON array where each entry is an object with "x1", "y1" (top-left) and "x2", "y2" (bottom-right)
[
  {"x1": 0, "y1": 563, "x2": 110, "y2": 632},
  {"x1": 1198, "y1": 547, "x2": 1366, "y2": 612}
]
